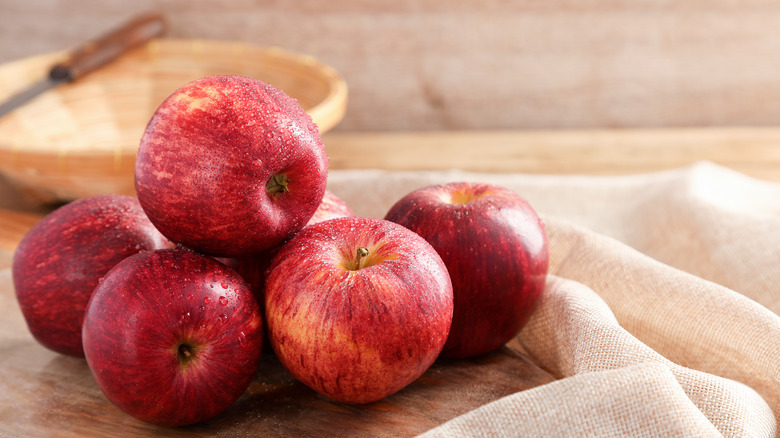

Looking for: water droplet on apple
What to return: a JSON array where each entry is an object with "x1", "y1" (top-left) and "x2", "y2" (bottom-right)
[
  {"x1": 237, "y1": 331, "x2": 247, "y2": 345},
  {"x1": 221, "y1": 283, "x2": 229, "y2": 289},
  {"x1": 219, "y1": 296, "x2": 228, "y2": 306},
  {"x1": 199, "y1": 305, "x2": 205, "y2": 312},
  {"x1": 187, "y1": 293, "x2": 194, "y2": 300},
  {"x1": 204, "y1": 296, "x2": 211, "y2": 305},
  {"x1": 217, "y1": 314, "x2": 228, "y2": 324}
]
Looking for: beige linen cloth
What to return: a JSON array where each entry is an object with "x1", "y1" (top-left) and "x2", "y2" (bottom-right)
[{"x1": 327, "y1": 161, "x2": 780, "y2": 437}]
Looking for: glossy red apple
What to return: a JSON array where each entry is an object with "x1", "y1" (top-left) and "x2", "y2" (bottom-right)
[
  {"x1": 135, "y1": 75, "x2": 328, "y2": 257},
  {"x1": 12, "y1": 194, "x2": 169, "y2": 357},
  {"x1": 216, "y1": 190, "x2": 355, "y2": 301},
  {"x1": 216, "y1": 251, "x2": 276, "y2": 305},
  {"x1": 307, "y1": 190, "x2": 355, "y2": 225},
  {"x1": 216, "y1": 190, "x2": 355, "y2": 352},
  {"x1": 384, "y1": 182, "x2": 548, "y2": 358},
  {"x1": 82, "y1": 247, "x2": 263, "y2": 427},
  {"x1": 265, "y1": 217, "x2": 453, "y2": 404}
]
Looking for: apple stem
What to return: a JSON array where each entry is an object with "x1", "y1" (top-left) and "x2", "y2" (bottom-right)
[
  {"x1": 266, "y1": 173, "x2": 290, "y2": 197},
  {"x1": 354, "y1": 247, "x2": 370, "y2": 270},
  {"x1": 177, "y1": 343, "x2": 195, "y2": 366}
]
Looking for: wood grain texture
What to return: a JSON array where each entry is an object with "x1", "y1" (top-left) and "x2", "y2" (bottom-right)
[
  {"x1": 0, "y1": 208, "x2": 40, "y2": 254},
  {"x1": 3, "y1": 1, "x2": 780, "y2": 131},
  {"x1": 322, "y1": 127, "x2": 780, "y2": 182}
]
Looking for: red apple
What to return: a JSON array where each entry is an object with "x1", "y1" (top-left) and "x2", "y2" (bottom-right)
[
  {"x1": 82, "y1": 247, "x2": 264, "y2": 427},
  {"x1": 384, "y1": 182, "x2": 548, "y2": 358},
  {"x1": 307, "y1": 190, "x2": 355, "y2": 225},
  {"x1": 216, "y1": 190, "x2": 354, "y2": 353},
  {"x1": 12, "y1": 194, "x2": 169, "y2": 357},
  {"x1": 265, "y1": 217, "x2": 453, "y2": 404},
  {"x1": 215, "y1": 250, "x2": 276, "y2": 305},
  {"x1": 216, "y1": 190, "x2": 355, "y2": 313},
  {"x1": 134, "y1": 75, "x2": 328, "y2": 257}
]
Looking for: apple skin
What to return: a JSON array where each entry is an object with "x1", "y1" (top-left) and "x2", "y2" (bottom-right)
[
  {"x1": 307, "y1": 190, "x2": 355, "y2": 225},
  {"x1": 12, "y1": 194, "x2": 169, "y2": 357},
  {"x1": 215, "y1": 190, "x2": 355, "y2": 302},
  {"x1": 135, "y1": 75, "x2": 329, "y2": 257},
  {"x1": 216, "y1": 190, "x2": 354, "y2": 352},
  {"x1": 82, "y1": 247, "x2": 264, "y2": 427},
  {"x1": 384, "y1": 182, "x2": 549, "y2": 359},
  {"x1": 264, "y1": 217, "x2": 453, "y2": 404},
  {"x1": 216, "y1": 250, "x2": 277, "y2": 309}
]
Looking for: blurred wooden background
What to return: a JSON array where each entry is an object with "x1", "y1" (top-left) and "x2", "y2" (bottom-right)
[{"x1": 2, "y1": 0, "x2": 780, "y2": 132}]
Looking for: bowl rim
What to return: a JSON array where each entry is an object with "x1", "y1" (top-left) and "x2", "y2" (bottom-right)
[{"x1": 0, "y1": 38, "x2": 348, "y2": 159}]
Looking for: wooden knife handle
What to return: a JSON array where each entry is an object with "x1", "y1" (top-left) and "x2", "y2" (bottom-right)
[{"x1": 49, "y1": 12, "x2": 167, "y2": 81}]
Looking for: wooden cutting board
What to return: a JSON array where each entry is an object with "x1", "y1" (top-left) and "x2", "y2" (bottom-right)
[{"x1": 0, "y1": 208, "x2": 555, "y2": 437}]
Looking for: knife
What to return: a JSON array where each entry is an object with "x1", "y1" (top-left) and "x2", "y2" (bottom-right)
[{"x1": 0, "y1": 12, "x2": 167, "y2": 118}]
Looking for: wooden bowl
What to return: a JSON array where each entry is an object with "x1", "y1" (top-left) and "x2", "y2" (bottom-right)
[{"x1": 0, "y1": 38, "x2": 348, "y2": 203}]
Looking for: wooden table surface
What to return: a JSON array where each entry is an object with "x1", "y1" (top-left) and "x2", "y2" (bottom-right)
[{"x1": 1, "y1": 127, "x2": 779, "y2": 436}]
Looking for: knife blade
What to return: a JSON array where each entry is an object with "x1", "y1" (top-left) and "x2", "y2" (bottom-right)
[{"x1": 0, "y1": 12, "x2": 167, "y2": 118}]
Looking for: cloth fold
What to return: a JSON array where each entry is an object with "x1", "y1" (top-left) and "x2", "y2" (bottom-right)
[{"x1": 326, "y1": 161, "x2": 780, "y2": 436}]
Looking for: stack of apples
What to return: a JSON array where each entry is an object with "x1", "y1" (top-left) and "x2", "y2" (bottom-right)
[{"x1": 12, "y1": 75, "x2": 549, "y2": 427}]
